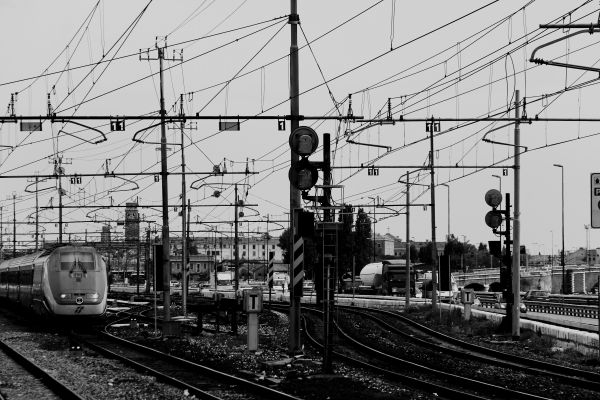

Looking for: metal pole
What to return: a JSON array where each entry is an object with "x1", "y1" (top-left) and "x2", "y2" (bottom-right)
[
  {"x1": 288, "y1": 0, "x2": 302, "y2": 355},
  {"x1": 492, "y1": 174, "x2": 502, "y2": 193},
  {"x1": 0, "y1": 206, "x2": 3, "y2": 260},
  {"x1": 405, "y1": 171, "x2": 411, "y2": 309},
  {"x1": 180, "y1": 94, "x2": 188, "y2": 317},
  {"x1": 136, "y1": 237, "x2": 141, "y2": 296},
  {"x1": 553, "y1": 164, "x2": 565, "y2": 293},
  {"x1": 352, "y1": 255, "x2": 356, "y2": 301},
  {"x1": 12, "y1": 194, "x2": 16, "y2": 258},
  {"x1": 429, "y1": 119, "x2": 439, "y2": 310},
  {"x1": 146, "y1": 227, "x2": 151, "y2": 293},
  {"x1": 35, "y1": 177, "x2": 39, "y2": 251},
  {"x1": 373, "y1": 197, "x2": 376, "y2": 262},
  {"x1": 158, "y1": 46, "x2": 171, "y2": 322},
  {"x1": 58, "y1": 162, "x2": 63, "y2": 244},
  {"x1": 322, "y1": 133, "x2": 333, "y2": 372},
  {"x1": 233, "y1": 184, "x2": 239, "y2": 334},
  {"x1": 247, "y1": 221, "x2": 250, "y2": 283},
  {"x1": 561, "y1": 168, "x2": 565, "y2": 293},
  {"x1": 512, "y1": 90, "x2": 521, "y2": 339}
]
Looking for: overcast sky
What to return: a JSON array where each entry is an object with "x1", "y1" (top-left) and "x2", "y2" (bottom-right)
[{"x1": 1, "y1": 0, "x2": 600, "y2": 258}]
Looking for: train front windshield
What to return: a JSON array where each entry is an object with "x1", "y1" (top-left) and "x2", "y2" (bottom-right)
[{"x1": 59, "y1": 251, "x2": 98, "y2": 272}]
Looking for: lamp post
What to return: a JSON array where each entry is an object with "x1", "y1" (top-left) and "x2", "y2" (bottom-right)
[
  {"x1": 440, "y1": 183, "x2": 451, "y2": 297},
  {"x1": 440, "y1": 184, "x2": 450, "y2": 240},
  {"x1": 553, "y1": 164, "x2": 565, "y2": 294},
  {"x1": 584, "y1": 224, "x2": 590, "y2": 269},
  {"x1": 550, "y1": 230, "x2": 554, "y2": 267},
  {"x1": 492, "y1": 174, "x2": 501, "y2": 193},
  {"x1": 460, "y1": 234, "x2": 466, "y2": 272},
  {"x1": 368, "y1": 196, "x2": 377, "y2": 262}
]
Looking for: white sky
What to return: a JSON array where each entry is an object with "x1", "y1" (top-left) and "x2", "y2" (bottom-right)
[{"x1": 1, "y1": 0, "x2": 600, "y2": 257}]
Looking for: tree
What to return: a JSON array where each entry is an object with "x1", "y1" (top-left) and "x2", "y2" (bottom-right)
[
  {"x1": 418, "y1": 241, "x2": 434, "y2": 266},
  {"x1": 354, "y1": 208, "x2": 372, "y2": 268},
  {"x1": 337, "y1": 204, "x2": 354, "y2": 276},
  {"x1": 409, "y1": 244, "x2": 419, "y2": 262},
  {"x1": 278, "y1": 227, "x2": 292, "y2": 264}
]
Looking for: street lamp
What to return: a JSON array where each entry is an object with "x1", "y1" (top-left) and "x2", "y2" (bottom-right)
[
  {"x1": 553, "y1": 164, "x2": 565, "y2": 294},
  {"x1": 492, "y1": 174, "x2": 501, "y2": 193},
  {"x1": 440, "y1": 184, "x2": 450, "y2": 240}
]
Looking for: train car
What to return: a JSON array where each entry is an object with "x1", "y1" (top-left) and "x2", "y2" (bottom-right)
[
  {"x1": 359, "y1": 259, "x2": 422, "y2": 296},
  {"x1": 0, "y1": 245, "x2": 108, "y2": 317}
]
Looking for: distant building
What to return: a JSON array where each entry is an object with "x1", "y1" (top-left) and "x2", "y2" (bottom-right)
[
  {"x1": 124, "y1": 203, "x2": 139, "y2": 242},
  {"x1": 169, "y1": 254, "x2": 214, "y2": 279},
  {"x1": 101, "y1": 225, "x2": 111, "y2": 244},
  {"x1": 373, "y1": 233, "x2": 395, "y2": 257}
]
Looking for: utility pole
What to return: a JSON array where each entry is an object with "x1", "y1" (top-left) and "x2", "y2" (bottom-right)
[
  {"x1": 512, "y1": 90, "x2": 521, "y2": 339},
  {"x1": 12, "y1": 193, "x2": 16, "y2": 258},
  {"x1": 405, "y1": 172, "x2": 411, "y2": 309},
  {"x1": 288, "y1": 0, "x2": 302, "y2": 355},
  {"x1": 34, "y1": 177, "x2": 39, "y2": 251},
  {"x1": 429, "y1": 118, "x2": 439, "y2": 310},
  {"x1": 139, "y1": 39, "x2": 182, "y2": 323},
  {"x1": 49, "y1": 156, "x2": 70, "y2": 244},
  {"x1": 233, "y1": 184, "x2": 239, "y2": 334},
  {"x1": 146, "y1": 225, "x2": 151, "y2": 294},
  {"x1": 0, "y1": 206, "x2": 3, "y2": 260},
  {"x1": 180, "y1": 94, "x2": 188, "y2": 317},
  {"x1": 321, "y1": 133, "x2": 334, "y2": 373}
]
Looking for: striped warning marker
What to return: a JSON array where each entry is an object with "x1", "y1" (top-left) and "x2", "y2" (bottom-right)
[
  {"x1": 293, "y1": 236, "x2": 304, "y2": 297},
  {"x1": 267, "y1": 252, "x2": 275, "y2": 288}
]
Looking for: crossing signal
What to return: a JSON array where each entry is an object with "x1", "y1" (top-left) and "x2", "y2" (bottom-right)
[{"x1": 289, "y1": 126, "x2": 320, "y2": 191}]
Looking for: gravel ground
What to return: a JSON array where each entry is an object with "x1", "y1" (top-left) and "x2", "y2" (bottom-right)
[
  {"x1": 112, "y1": 309, "x2": 433, "y2": 399},
  {"x1": 0, "y1": 344, "x2": 62, "y2": 400},
  {"x1": 337, "y1": 307, "x2": 599, "y2": 399},
  {"x1": 402, "y1": 306, "x2": 600, "y2": 372},
  {"x1": 0, "y1": 312, "x2": 197, "y2": 400}
]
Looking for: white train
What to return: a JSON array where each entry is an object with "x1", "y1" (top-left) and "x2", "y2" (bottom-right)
[{"x1": 0, "y1": 245, "x2": 108, "y2": 317}]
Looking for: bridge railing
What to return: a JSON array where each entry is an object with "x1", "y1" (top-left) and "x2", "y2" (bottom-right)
[{"x1": 524, "y1": 301, "x2": 598, "y2": 320}]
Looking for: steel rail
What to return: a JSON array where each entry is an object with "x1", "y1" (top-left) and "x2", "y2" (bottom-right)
[
  {"x1": 295, "y1": 312, "x2": 491, "y2": 400},
  {"x1": 297, "y1": 305, "x2": 553, "y2": 400},
  {"x1": 340, "y1": 306, "x2": 600, "y2": 392},
  {"x1": 356, "y1": 306, "x2": 600, "y2": 385},
  {"x1": 0, "y1": 338, "x2": 86, "y2": 400},
  {"x1": 73, "y1": 319, "x2": 301, "y2": 400}
]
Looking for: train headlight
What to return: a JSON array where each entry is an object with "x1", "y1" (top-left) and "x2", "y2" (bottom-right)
[
  {"x1": 85, "y1": 293, "x2": 99, "y2": 300},
  {"x1": 60, "y1": 293, "x2": 72, "y2": 299}
]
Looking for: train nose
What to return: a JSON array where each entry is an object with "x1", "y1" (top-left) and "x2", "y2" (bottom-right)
[{"x1": 75, "y1": 297, "x2": 84, "y2": 305}]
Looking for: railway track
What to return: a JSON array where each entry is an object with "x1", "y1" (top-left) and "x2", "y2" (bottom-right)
[
  {"x1": 297, "y1": 310, "x2": 549, "y2": 400},
  {"x1": 0, "y1": 336, "x2": 85, "y2": 400},
  {"x1": 341, "y1": 305, "x2": 600, "y2": 391},
  {"x1": 72, "y1": 320, "x2": 300, "y2": 400},
  {"x1": 286, "y1": 303, "x2": 589, "y2": 400}
]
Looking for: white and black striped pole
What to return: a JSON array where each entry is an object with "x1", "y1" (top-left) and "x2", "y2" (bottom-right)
[{"x1": 292, "y1": 235, "x2": 304, "y2": 299}]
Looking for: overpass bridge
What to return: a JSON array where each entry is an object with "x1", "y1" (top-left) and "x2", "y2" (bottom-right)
[{"x1": 454, "y1": 265, "x2": 600, "y2": 294}]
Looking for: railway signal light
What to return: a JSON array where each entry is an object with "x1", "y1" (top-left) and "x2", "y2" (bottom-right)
[
  {"x1": 484, "y1": 189, "x2": 503, "y2": 229},
  {"x1": 289, "y1": 126, "x2": 319, "y2": 191}
]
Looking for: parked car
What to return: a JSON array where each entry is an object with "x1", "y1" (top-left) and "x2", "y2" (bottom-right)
[
  {"x1": 523, "y1": 290, "x2": 550, "y2": 301},
  {"x1": 494, "y1": 301, "x2": 527, "y2": 313},
  {"x1": 170, "y1": 280, "x2": 181, "y2": 288}
]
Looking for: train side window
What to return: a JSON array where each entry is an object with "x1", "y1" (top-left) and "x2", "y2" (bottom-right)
[
  {"x1": 19, "y1": 269, "x2": 33, "y2": 285},
  {"x1": 0, "y1": 271, "x2": 6, "y2": 284}
]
